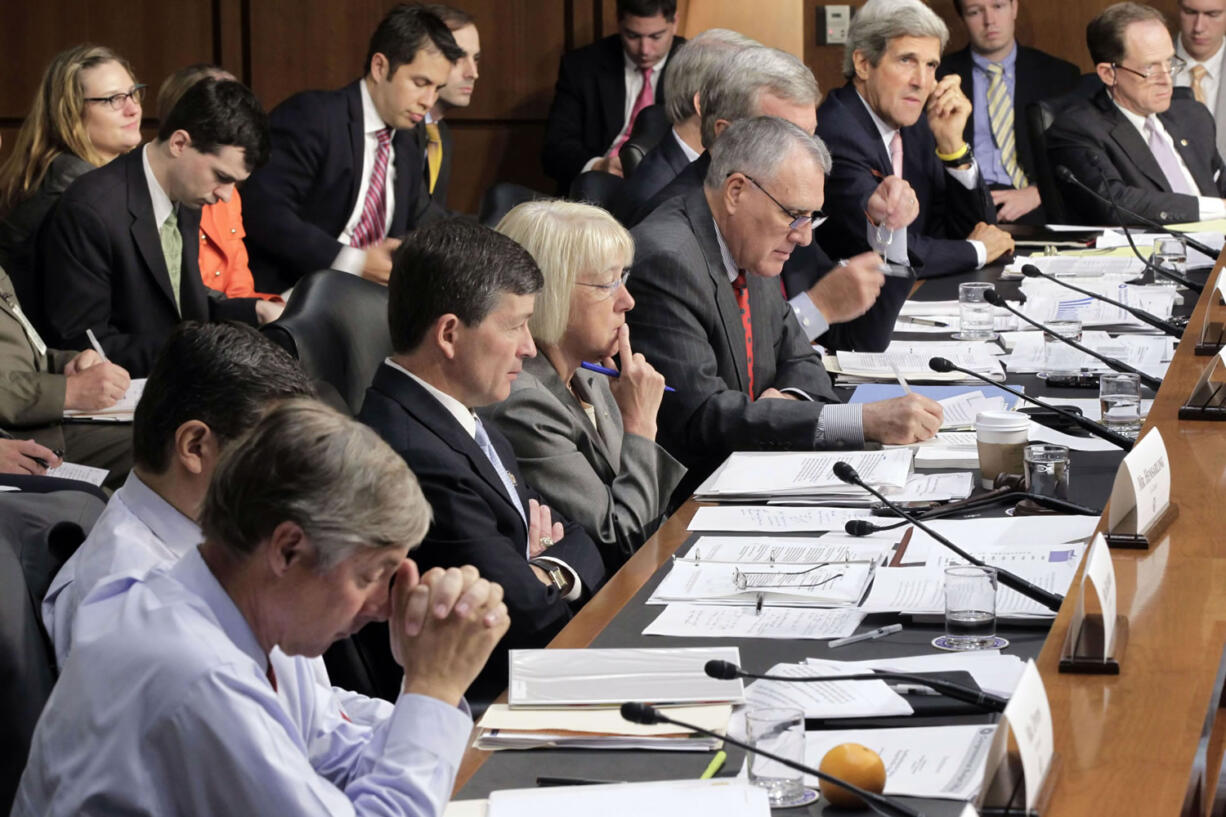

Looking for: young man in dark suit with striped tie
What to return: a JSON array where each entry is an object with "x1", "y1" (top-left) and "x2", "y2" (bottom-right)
[{"x1": 420, "y1": 4, "x2": 481, "y2": 209}]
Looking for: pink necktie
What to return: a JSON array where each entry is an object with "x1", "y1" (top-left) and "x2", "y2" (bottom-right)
[
  {"x1": 613, "y1": 66, "x2": 654, "y2": 154},
  {"x1": 1145, "y1": 117, "x2": 1196, "y2": 196},
  {"x1": 890, "y1": 131, "x2": 904, "y2": 178},
  {"x1": 351, "y1": 127, "x2": 394, "y2": 248}
]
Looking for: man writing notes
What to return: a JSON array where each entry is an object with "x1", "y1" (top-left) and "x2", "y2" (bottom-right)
[
  {"x1": 13, "y1": 399, "x2": 509, "y2": 816},
  {"x1": 816, "y1": 0, "x2": 1013, "y2": 280},
  {"x1": 939, "y1": 0, "x2": 1080, "y2": 223},
  {"x1": 242, "y1": 5, "x2": 461, "y2": 291},
  {"x1": 1049, "y1": 2, "x2": 1226, "y2": 225},
  {"x1": 542, "y1": 0, "x2": 686, "y2": 191},
  {"x1": 1174, "y1": 0, "x2": 1226, "y2": 160},
  {"x1": 627, "y1": 117, "x2": 942, "y2": 498}
]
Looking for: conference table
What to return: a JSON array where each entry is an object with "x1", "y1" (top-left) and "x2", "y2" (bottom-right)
[{"x1": 453, "y1": 236, "x2": 1226, "y2": 817}]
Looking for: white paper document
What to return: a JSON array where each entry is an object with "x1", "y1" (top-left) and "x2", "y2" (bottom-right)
[
  {"x1": 837, "y1": 347, "x2": 1000, "y2": 379},
  {"x1": 805, "y1": 724, "x2": 998, "y2": 801},
  {"x1": 648, "y1": 558, "x2": 875, "y2": 607},
  {"x1": 45, "y1": 462, "x2": 108, "y2": 486},
  {"x1": 938, "y1": 391, "x2": 1007, "y2": 429},
  {"x1": 694, "y1": 449, "x2": 913, "y2": 500},
  {"x1": 1027, "y1": 420, "x2": 1122, "y2": 452},
  {"x1": 63, "y1": 377, "x2": 146, "y2": 420},
  {"x1": 688, "y1": 505, "x2": 873, "y2": 533},
  {"x1": 487, "y1": 780, "x2": 771, "y2": 817},
  {"x1": 1008, "y1": 254, "x2": 1147, "y2": 279},
  {"x1": 679, "y1": 535, "x2": 898, "y2": 566},
  {"x1": 745, "y1": 661, "x2": 913, "y2": 718},
  {"x1": 643, "y1": 604, "x2": 865, "y2": 640},
  {"x1": 809, "y1": 651, "x2": 1027, "y2": 699},
  {"x1": 474, "y1": 703, "x2": 731, "y2": 751},
  {"x1": 861, "y1": 559, "x2": 1081, "y2": 619}
]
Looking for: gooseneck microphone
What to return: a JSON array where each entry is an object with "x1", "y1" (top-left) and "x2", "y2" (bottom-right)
[
  {"x1": 703, "y1": 659, "x2": 1008, "y2": 712},
  {"x1": 981, "y1": 289, "x2": 1162, "y2": 390},
  {"x1": 620, "y1": 702, "x2": 926, "y2": 817},
  {"x1": 1020, "y1": 264, "x2": 1181, "y2": 338},
  {"x1": 1054, "y1": 165, "x2": 1204, "y2": 293},
  {"x1": 832, "y1": 461, "x2": 1064, "y2": 612},
  {"x1": 928, "y1": 356, "x2": 1133, "y2": 449},
  {"x1": 844, "y1": 492, "x2": 1101, "y2": 536}
]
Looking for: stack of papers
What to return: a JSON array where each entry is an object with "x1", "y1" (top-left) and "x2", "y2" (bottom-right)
[
  {"x1": 1002, "y1": 330, "x2": 1172, "y2": 377},
  {"x1": 937, "y1": 391, "x2": 1007, "y2": 429},
  {"x1": 693, "y1": 449, "x2": 913, "y2": 501},
  {"x1": 1006, "y1": 254, "x2": 1147, "y2": 280},
  {"x1": 829, "y1": 345, "x2": 1003, "y2": 383},
  {"x1": 643, "y1": 605, "x2": 865, "y2": 640},
  {"x1": 911, "y1": 432, "x2": 979, "y2": 469},
  {"x1": 648, "y1": 555, "x2": 876, "y2": 608},
  {"x1": 688, "y1": 505, "x2": 873, "y2": 533},
  {"x1": 474, "y1": 703, "x2": 732, "y2": 751},
  {"x1": 745, "y1": 661, "x2": 914, "y2": 718},
  {"x1": 807, "y1": 651, "x2": 1027, "y2": 698},
  {"x1": 1017, "y1": 284, "x2": 1176, "y2": 329},
  {"x1": 485, "y1": 779, "x2": 771, "y2": 817},
  {"x1": 63, "y1": 378, "x2": 146, "y2": 421},
  {"x1": 895, "y1": 300, "x2": 1019, "y2": 334}
]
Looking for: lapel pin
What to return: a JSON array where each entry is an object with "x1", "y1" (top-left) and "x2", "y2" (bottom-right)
[
  {"x1": 1180, "y1": 139, "x2": 1189, "y2": 147},
  {"x1": 507, "y1": 471, "x2": 517, "y2": 487}
]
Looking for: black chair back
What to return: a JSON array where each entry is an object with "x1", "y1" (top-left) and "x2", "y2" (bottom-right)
[
  {"x1": 619, "y1": 105, "x2": 670, "y2": 178},
  {"x1": 0, "y1": 490, "x2": 104, "y2": 813},
  {"x1": 478, "y1": 182, "x2": 548, "y2": 227},
  {"x1": 1027, "y1": 99, "x2": 1067, "y2": 224},
  {"x1": 569, "y1": 171, "x2": 625, "y2": 210},
  {"x1": 261, "y1": 270, "x2": 391, "y2": 415}
]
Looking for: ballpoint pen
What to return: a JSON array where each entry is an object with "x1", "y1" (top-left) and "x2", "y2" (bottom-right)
[
  {"x1": 580, "y1": 361, "x2": 676, "y2": 393},
  {"x1": 828, "y1": 623, "x2": 903, "y2": 649}
]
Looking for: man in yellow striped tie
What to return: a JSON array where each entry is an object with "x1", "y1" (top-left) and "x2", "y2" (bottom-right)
[
  {"x1": 1174, "y1": 0, "x2": 1226, "y2": 162},
  {"x1": 422, "y1": 5, "x2": 482, "y2": 208},
  {"x1": 939, "y1": 0, "x2": 1080, "y2": 223}
]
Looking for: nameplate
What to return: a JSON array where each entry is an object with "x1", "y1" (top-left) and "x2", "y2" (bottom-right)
[
  {"x1": 1072, "y1": 534, "x2": 1117, "y2": 660},
  {"x1": 1107, "y1": 428, "x2": 1170, "y2": 536},
  {"x1": 978, "y1": 660, "x2": 1054, "y2": 813},
  {"x1": 1217, "y1": 269, "x2": 1226, "y2": 305}
]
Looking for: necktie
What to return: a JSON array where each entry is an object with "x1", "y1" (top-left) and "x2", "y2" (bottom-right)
[
  {"x1": 613, "y1": 66, "x2": 655, "y2": 154},
  {"x1": 1191, "y1": 64, "x2": 1208, "y2": 105},
  {"x1": 889, "y1": 131, "x2": 903, "y2": 178},
  {"x1": 1145, "y1": 117, "x2": 1196, "y2": 195},
  {"x1": 732, "y1": 272, "x2": 755, "y2": 399},
  {"x1": 986, "y1": 63, "x2": 1029, "y2": 188},
  {"x1": 160, "y1": 209, "x2": 182, "y2": 313},
  {"x1": 424, "y1": 122, "x2": 443, "y2": 195},
  {"x1": 473, "y1": 417, "x2": 528, "y2": 543},
  {"x1": 352, "y1": 127, "x2": 394, "y2": 248}
]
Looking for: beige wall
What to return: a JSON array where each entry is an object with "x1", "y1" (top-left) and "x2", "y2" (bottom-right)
[{"x1": 676, "y1": 0, "x2": 805, "y2": 56}]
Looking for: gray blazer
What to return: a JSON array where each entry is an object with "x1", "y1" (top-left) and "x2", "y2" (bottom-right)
[
  {"x1": 626, "y1": 186, "x2": 845, "y2": 496},
  {"x1": 482, "y1": 354, "x2": 685, "y2": 564}
]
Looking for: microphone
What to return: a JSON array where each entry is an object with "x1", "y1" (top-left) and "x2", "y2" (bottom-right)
[
  {"x1": 619, "y1": 702, "x2": 925, "y2": 817},
  {"x1": 703, "y1": 659, "x2": 1007, "y2": 712},
  {"x1": 844, "y1": 492, "x2": 1100, "y2": 537},
  {"x1": 832, "y1": 461, "x2": 1064, "y2": 612},
  {"x1": 981, "y1": 289, "x2": 1162, "y2": 390},
  {"x1": 1020, "y1": 264, "x2": 1181, "y2": 337},
  {"x1": 929, "y1": 356, "x2": 1133, "y2": 449},
  {"x1": 1054, "y1": 165, "x2": 1204, "y2": 293}
]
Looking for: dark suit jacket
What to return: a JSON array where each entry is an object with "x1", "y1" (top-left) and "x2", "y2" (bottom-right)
[
  {"x1": 816, "y1": 84, "x2": 995, "y2": 283},
  {"x1": 610, "y1": 128, "x2": 692, "y2": 224},
  {"x1": 938, "y1": 45, "x2": 1080, "y2": 187},
  {"x1": 542, "y1": 34, "x2": 686, "y2": 192},
  {"x1": 36, "y1": 150, "x2": 257, "y2": 377},
  {"x1": 358, "y1": 363, "x2": 606, "y2": 696},
  {"x1": 242, "y1": 80, "x2": 442, "y2": 292},
  {"x1": 627, "y1": 186, "x2": 848, "y2": 496},
  {"x1": 1047, "y1": 87, "x2": 1226, "y2": 225},
  {"x1": 418, "y1": 118, "x2": 454, "y2": 208}
]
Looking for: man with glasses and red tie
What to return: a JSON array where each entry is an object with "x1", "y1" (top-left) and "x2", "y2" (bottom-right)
[
  {"x1": 626, "y1": 116, "x2": 943, "y2": 499},
  {"x1": 242, "y1": 5, "x2": 461, "y2": 293},
  {"x1": 1050, "y1": 2, "x2": 1226, "y2": 225}
]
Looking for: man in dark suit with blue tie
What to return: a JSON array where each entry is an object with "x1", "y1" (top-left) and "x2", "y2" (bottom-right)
[
  {"x1": 37, "y1": 79, "x2": 270, "y2": 377},
  {"x1": 242, "y1": 5, "x2": 462, "y2": 293},
  {"x1": 359, "y1": 218, "x2": 605, "y2": 701},
  {"x1": 816, "y1": 0, "x2": 1013, "y2": 281}
]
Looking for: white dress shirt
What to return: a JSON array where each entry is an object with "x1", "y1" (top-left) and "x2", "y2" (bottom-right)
[
  {"x1": 384, "y1": 359, "x2": 581, "y2": 600},
  {"x1": 1111, "y1": 99, "x2": 1226, "y2": 220},
  {"x1": 581, "y1": 50, "x2": 671, "y2": 172},
  {"x1": 333, "y1": 79, "x2": 399, "y2": 275},
  {"x1": 672, "y1": 126, "x2": 701, "y2": 163},
  {"x1": 711, "y1": 220, "x2": 865, "y2": 445},
  {"x1": 854, "y1": 92, "x2": 987, "y2": 269},
  {"x1": 14, "y1": 547, "x2": 470, "y2": 817},
  {"x1": 1176, "y1": 37, "x2": 1225, "y2": 115}
]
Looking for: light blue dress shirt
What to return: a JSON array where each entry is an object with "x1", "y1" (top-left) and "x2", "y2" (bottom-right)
[
  {"x1": 970, "y1": 44, "x2": 1019, "y2": 187},
  {"x1": 14, "y1": 547, "x2": 472, "y2": 817}
]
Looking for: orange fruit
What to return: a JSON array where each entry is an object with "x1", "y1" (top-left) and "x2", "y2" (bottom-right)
[{"x1": 818, "y1": 742, "x2": 887, "y2": 808}]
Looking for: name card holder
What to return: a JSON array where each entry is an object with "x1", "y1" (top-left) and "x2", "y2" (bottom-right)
[
  {"x1": 978, "y1": 662, "x2": 1059, "y2": 816},
  {"x1": 1104, "y1": 429, "x2": 1176, "y2": 549},
  {"x1": 1060, "y1": 534, "x2": 1129, "y2": 673},
  {"x1": 980, "y1": 753, "x2": 1062, "y2": 817},
  {"x1": 1194, "y1": 267, "x2": 1226, "y2": 355},
  {"x1": 1179, "y1": 348, "x2": 1226, "y2": 419}
]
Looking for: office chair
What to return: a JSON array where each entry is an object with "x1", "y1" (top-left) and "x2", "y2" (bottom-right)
[
  {"x1": 260, "y1": 270, "x2": 392, "y2": 415},
  {"x1": 478, "y1": 181, "x2": 548, "y2": 227},
  {"x1": 618, "y1": 105, "x2": 670, "y2": 178},
  {"x1": 1027, "y1": 100, "x2": 1068, "y2": 224},
  {"x1": 569, "y1": 170, "x2": 624, "y2": 210},
  {"x1": 0, "y1": 489, "x2": 105, "y2": 813}
]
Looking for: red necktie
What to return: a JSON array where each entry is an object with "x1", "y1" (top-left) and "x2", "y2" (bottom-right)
[
  {"x1": 613, "y1": 66, "x2": 654, "y2": 154},
  {"x1": 733, "y1": 272, "x2": 755, "y2": 399},
  {"x1": 351, "y1": 127, "x2": 394, "y2": 248}
]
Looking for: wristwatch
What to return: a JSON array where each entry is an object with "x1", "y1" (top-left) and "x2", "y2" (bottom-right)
[{"x1": 531, "y1": 559, "x2": 572, "y2": 594}]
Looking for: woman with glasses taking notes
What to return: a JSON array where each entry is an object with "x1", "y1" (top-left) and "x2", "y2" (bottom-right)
[
  {"x1": 0, "y1": 44, "x2": 144, "y2": 318},
  {"x1": 484, "y1": 200, "x2": 686, "y2": 567}
]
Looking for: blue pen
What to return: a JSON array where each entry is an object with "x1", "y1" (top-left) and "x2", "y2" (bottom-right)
[{"x1": 580, "y1": 361, "x2": 676, "y2": 393}]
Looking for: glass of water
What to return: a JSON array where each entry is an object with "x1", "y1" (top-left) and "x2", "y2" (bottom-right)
[
  {"x1": 744, "y1": 706, "x2": 810, "y2": 807},
  {"x1": 1152, "y1": 236, "x2": 1187, "y2": 275},
  {"x1": 1024, "y1": 443, "x2": 1071, "y2": 500},
  {"x1": 955, "y1": 281, "x2": 997, "y2": 340},
  {"x1": 1100, "y1": 372, "x2": 1143, "y2": 436},
  {"x1": 1040, "y1": 319, "x2": 1083, "y2": 379},
  {"x1": 942, "y1": 565, "x2": 999, "y2": 650}
]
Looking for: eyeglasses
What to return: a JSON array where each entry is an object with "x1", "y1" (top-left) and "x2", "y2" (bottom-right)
[
  {"x1": 1112, "y1": 57, "x2": 1186, "y2": 83},
  {"x1": 576, "y1": 268, "x2": 630, "y2": 299},
  {"x1": 734, "y1": 173, "x2": 827, "y2": 231},
  {"x1": 83, "y1": 84, "x2": 146, "y2": 111}
]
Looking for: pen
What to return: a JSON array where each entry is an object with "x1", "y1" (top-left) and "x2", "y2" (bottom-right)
[
  {"x1": 700, "y1": 750, "x2": 727, "y2": 779},
  {"x1": 31, "y1": 448, "x2": 64, "y2": 470},
  {"x1": 536, "y1": 777, "x2": 625, "y2": 787},
  {"x1": 888, "y1": 361, "x2": 912, "y2": 395},
  {"x1": 754, "y1": 592, "x2": 764, "y2": 616},
  {"x1": 580, "y1": 361, "x2": 676, "y2": 393},
  {"x1": 85, "y1": 328, "x2": 108, "y2": 361},
  {"x1": 828, "y1": 623, "x2": 903, "y2": 649},
  {"x1": 900, "y1": 317, "x2": 950, "y2": 328}
]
